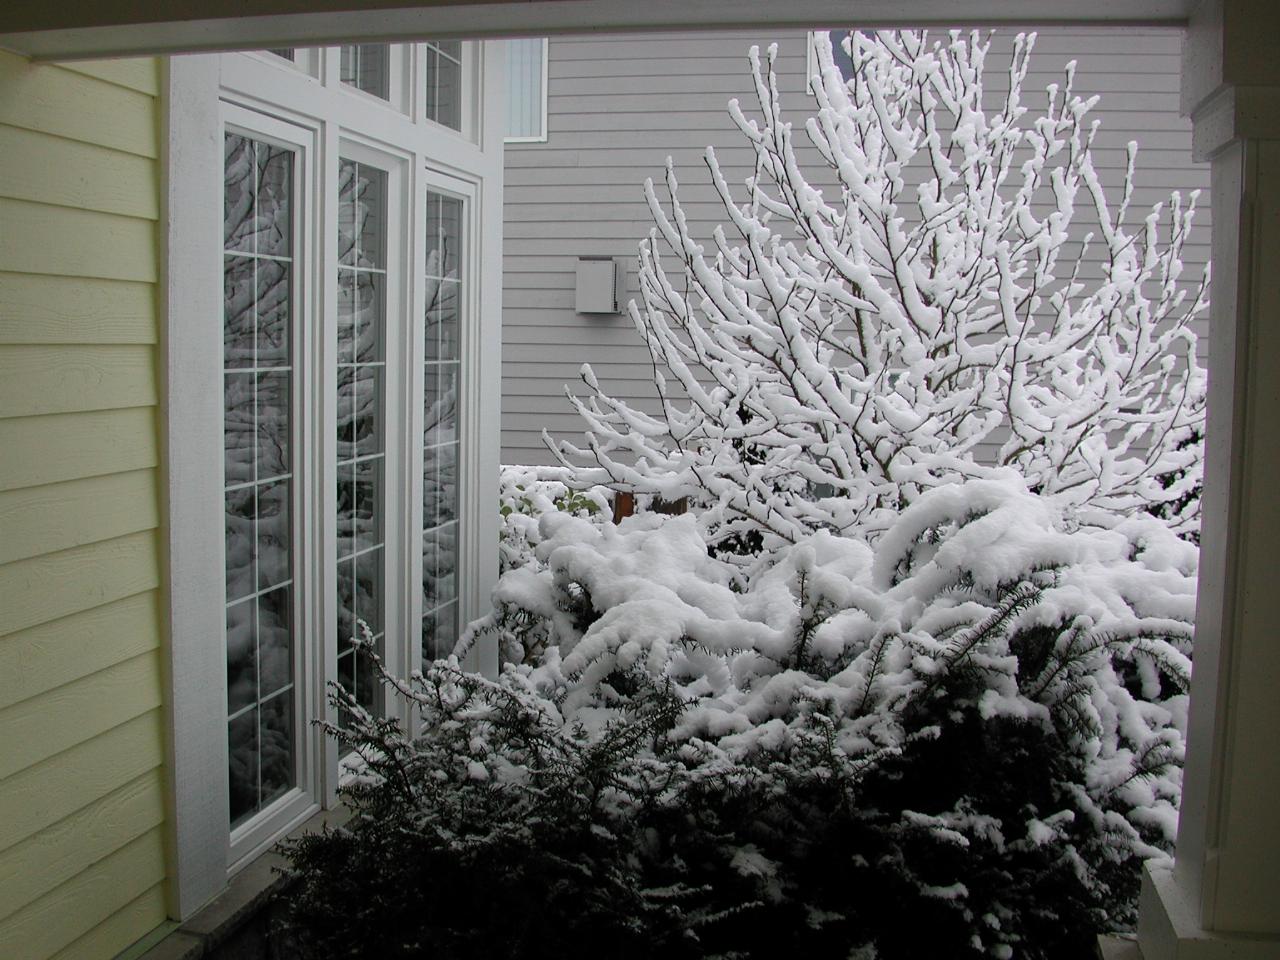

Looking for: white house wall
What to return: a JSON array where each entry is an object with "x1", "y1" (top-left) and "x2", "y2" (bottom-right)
[{"x1": 500, "y1": 27, "x2": 1212, "y2": 467}]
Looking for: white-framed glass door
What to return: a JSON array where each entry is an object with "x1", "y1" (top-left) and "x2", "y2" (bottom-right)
[
  {"x1": 327, "y1": 136, "x2": 416, "y2": 774},
  {"x1": 221, "y1": 103, "x2": 324, "y2": 870}
]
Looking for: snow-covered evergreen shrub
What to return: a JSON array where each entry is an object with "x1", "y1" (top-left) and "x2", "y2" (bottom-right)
[
  {"x1": 549, "y1": 31, "x2": 1207, "y2": 551},
  {"x1": 284, "y1": 478, "x2": 1194, "y2": 958},
  {"x1": 278, "y1": 651, "x2": 750, "y2": 960}
]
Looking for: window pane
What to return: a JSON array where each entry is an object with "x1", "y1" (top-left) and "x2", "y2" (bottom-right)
[
  {"x1": 340, "y1": 43, "x2": 390, "y2": 100},
  {"x1": 256, "y1": 260, "x2": 290, "y2": 367},
  {"x1": 505, "y1": 39, "x2": 546, "y2": 139},
  {"x1": 259, "y1": 690, "x2": 294, "y2": 805},
  {"x1": 224, "y1": 136, "x2": 255, "y2": 253},
  {"x1": 424, "y1": 41, "x2": 462, "y2": 131},
  {"x1": 423, "y1": 601, "x2": 458, "y2": 663},
  {"x1": 267, "y1": 48, "x2": 295, "y2": 61},
  {"x1": 228, "y1": 708, "x2": 259, "y2": 828},
  {"x1": 424, "y1": 188, "x2": 464, "y2": 664},
  {"x1": 258, "y1": 586, "x2": 292, "y2": 695},
  {"x1": 226, "y1": 600, "x2": 256, "y2": 714},
  {"x1": 223, "y1": 132, "x2": 296, "y2": 829},
  {"x1": 224, "y1": 257, "x2": 255, "y2": 367},
  {"x1": 223, "y1": 373, "x2": 255, "y2": 486},
  {"x1": 225, "y1": 489, "x2": 255, "y2": 601},
  {"x1": 336, "y1": 159, "x2": 388, "y2": 723},
  {"x1": 255, "y1": 142, "x2": 292, "y2": 258},
  {"x1": 827, "y1": 31, "x2": 856, "y2": 77}
]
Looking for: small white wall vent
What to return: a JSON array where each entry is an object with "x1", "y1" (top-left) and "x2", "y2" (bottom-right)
[{"x1": 575, "y1": 256, "x2": 625, "y2": 314}]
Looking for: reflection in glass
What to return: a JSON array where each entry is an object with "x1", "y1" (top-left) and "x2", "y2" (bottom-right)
[
  {"x1": 224, "y1": 256, "x2": 255, "y2": 366},
  {"x1": 422, "y1": 521, "x2": 458, "y2": 609},
  {"x1": 226, "y1": 601, "x2": 256, "y2": 713},
  {"x1": 256, "y1": 480, "x2": 290, "y2": 589},
  {"x1": 258, "y1": 587, "x2": 292, "y2": 695},
  {"x1": 336, "y1": 158, "x2": 389, "y2": 730},
  {"x1": 340, "y1": 44, "x2": 390, "y2": 100},
  {"x1": 422, "y1": 601, "x2": 458, "y2": 663},
  {"x1": 225, "y1": 488, "x2": 255, "y2": 601},
  {"x1": 423, "y1": 189, "x2": 463, "y2": 664},
  {"x1": 228, "y1": 709, "x2": 258, "y2": 827},
  {"x1": 256, "y1": 143, "x2": 292, "y2": 258},
  {"x1": 355, "y1": 273, "x2": 385, "y2": 363},
  {"x1": 352, "y1": 457, "x2": 383, "y2": 554},
  {"x1": 224, "y1": 373, "x2": 255, "y2": 486},
  {"x1": 424, "y1": 41, "x2": 463, "y2": 131},
  {"x1": 337, "y1": 559, "x2": 355, "y2": 642},
  {"x1": 259, "y1": 691, "x2": 293, "y2": 803},
  {"x1": 424, "y1": 366, "x2": 457, "y2": 449},
  {"x1": 255, "y1": 372, "x2": 291, "y2": 480},
  {"x1": 424, "y1": 193, "x2": 462, "y2": 281},
  {"x1": 337, "y1": 271, "x2": 356, "y2": 366},
  {"x1": 256, "y1": 260, "x2": 290, "y2": 366},
  {"x1": 224, "y1": 136, "x2": 254, "y2": 253},
  {"x1": 223, "y1": 132, "x2": 296, "y2": 828}
]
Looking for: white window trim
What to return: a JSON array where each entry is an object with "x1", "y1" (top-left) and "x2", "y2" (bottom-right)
[
  {"x1": 504, "y1": 37, "x2": 549, "y2": 144},
  {"x1": 256, "y1": 46, "x2": 321, "y2": 78},
  {"x1": 163, "y1": 41, "x2": 506, "y2": 919}
]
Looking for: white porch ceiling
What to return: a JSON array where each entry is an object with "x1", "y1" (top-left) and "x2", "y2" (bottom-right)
[{"x1": 1, "y1": 0, "x2": 1194, "y2": 61}]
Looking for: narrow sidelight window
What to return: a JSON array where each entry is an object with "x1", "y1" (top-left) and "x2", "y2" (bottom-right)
[
  {"x1": 336, "y1": 158, "x2": 388, "y2": 717},
  {"x1": 223, "y1": 133, "x2": 297, "y2": 828},
  {"x1": 422, "y1": 191, "x2": 462, "y2": 660}
]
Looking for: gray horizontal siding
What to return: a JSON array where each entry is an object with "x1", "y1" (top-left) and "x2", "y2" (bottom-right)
[{"x1": 501, "y1": 27, "x2": 1211, "y2": 467}]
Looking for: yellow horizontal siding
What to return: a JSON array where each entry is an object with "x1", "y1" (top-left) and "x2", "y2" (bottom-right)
[
  {"x1": 48, "y1": 886, "x2": 169, "y2": 960},
  {"x1": 0, "y1": 530, "x2": 160, "y2": 639},
  {"x1": 0, "y1": 652, "x2": 163, "y2": 782},
  {"x1": 0, "y1": 470, "x2": 159, "y2": 566},
  {"x1": 0, "y1": 48, "x2": 168, "y2": 960},
  {"x1": 0, "y1": 592, "x2": 161, "y2": 711},
  {"x1": 0, "y1": 768, "x2": 166, "y2": 920},
  {"x1": 0, "y1": 124, "x2": 159, "y2": 220},
  {"x1": 57, "y1": 60, "x2": 160, "y2": 98},
  {"x1": 0, "y1": 198, "x2": 158, "y2": 283},
  {"x1": 0, "y1": 407, "x2": 158, "y2": 491},
  {"x1": 0, "y1": 54, "x2": 158, "y2": 159},
  {"x1": 0, "y1": 828, "x2": 166, "y2": 960},
  {"x1": 0, "y1": 272, "x2": 156, "y2": 345},
  {"x1": 0, "y1": 344, "x2": 157, "y2": 417},
  {"x1": 0, "y1": 711, "x2": 164, "y2": 853}
]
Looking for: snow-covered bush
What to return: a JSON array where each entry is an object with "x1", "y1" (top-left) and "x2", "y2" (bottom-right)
[
  {"x1": 499, "y1": 464, "x2": 611, "y2": 574},
  {"x1": 284, "y1": 477, "x2": 1195, "y2": 957},
  {"x1": 279, "y1": 652, "x2": 733, "y2": 960},
  {"x1": 549, "y1": 31, "x2": 1207, "y2": 551}
]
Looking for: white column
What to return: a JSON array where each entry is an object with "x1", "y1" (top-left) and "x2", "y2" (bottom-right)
[{"x1": 1138, "y1": 0, "x2": 1280, "y2": 956}]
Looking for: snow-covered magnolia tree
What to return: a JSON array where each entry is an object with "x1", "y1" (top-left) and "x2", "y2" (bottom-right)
[{"x1": 550, "y1": 31, "x2": 1207, "y2": 549}]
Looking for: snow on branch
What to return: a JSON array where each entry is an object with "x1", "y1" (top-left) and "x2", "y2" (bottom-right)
[{"x1": 548, "y1": 30, "x2": 1207, "y2": 553}]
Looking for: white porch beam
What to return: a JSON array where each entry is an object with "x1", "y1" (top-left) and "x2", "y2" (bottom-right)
[
  {"x1": 1, "y1": 0, "x2": 1192, "y2": 61},
  {"x1": 1138, "y1": 0, "x2": 1280, "y2": 956}
]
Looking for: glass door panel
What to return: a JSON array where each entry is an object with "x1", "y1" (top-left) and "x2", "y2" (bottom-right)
[
  {"x1": 223, "y1": 132, "x2": 297, "y2": 828},
  {"x1": 336, "y1": 158, "x2": 388, "y2": 722}
]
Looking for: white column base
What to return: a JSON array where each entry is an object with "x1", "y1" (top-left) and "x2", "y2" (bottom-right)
[{"x1": 1137, "y1": 863, "x2": 1280, "y2": 960}]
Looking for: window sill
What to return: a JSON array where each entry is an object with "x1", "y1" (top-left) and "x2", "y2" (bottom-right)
[{"x1": 131, "y1": 805, "x2": 352, "y2": 960}]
